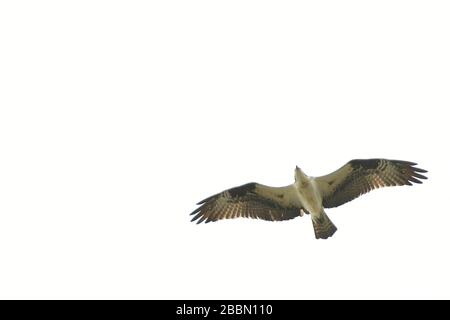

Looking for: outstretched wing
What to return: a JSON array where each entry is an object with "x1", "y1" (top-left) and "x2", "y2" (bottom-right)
[
  {"x1": 315, "y1": 159, "x2": 427, "y2": 208},
  {"x1": 190, "y1": 182, "x2": 305, "y2": 224}
]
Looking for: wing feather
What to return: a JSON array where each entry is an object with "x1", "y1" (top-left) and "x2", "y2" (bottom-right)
[
  {"x1": 315, "y1": 159, "x2": 427, "y2": 208},
  {"x1": 190, "y1": 182, "x2": 303, "y2": 224}
]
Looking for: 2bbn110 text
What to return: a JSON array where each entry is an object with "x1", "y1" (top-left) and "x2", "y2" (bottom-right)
[{"x1": 220, "y1": 304, "x2": 272, "y2": 315}]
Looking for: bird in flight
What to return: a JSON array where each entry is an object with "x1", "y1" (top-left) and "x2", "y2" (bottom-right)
[{"x1": 190, "y1": 159, "x2": 427, "y2": 239}]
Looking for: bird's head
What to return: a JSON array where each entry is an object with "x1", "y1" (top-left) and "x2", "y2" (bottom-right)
[{"x1": 295, "y1": 166, "x2": 309, "y2": 184}]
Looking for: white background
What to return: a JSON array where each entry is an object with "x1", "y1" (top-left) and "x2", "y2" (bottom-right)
[{"x1": 0, "y1": 1, "x2": 449, "y2": 299}]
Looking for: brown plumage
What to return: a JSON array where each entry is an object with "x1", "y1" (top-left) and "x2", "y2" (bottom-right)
[
  {"x1": 190, "y1": 159, "x2": 427, "y2": 239},
  {"x1": 316, "y1": 159, "x2": 428, "y2": 208},
  {"x1": 190, "y1": 183, "x2": 305, "y2": 224}
]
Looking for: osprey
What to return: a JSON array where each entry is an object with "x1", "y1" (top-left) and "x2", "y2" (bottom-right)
[{"x1": 190, "y1": 159, "x2": 427, "y2": 239}]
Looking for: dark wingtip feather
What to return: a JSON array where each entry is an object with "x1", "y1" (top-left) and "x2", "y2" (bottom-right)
[
  {"x1": 405, "y1": 162, "x2": 427, "y2": 183},
  {"x1": 412, "y1": 172, "x2": 427, "y2": 180},
  {"x1": 190, "y1": 207, "x2": 201, "y2": 216},
  {"x1": 409, "y1": 177, "x2": 422, "y2": 184},
  {"x1": 196, "y1": 195, "x2": 214, "y2": 205},
  {"x1": 392, "y1": 159, "x2": 417, "y2": 166},
  {"x1": 190, "y1": 210, "x2": 203, "y2": 222},
  {"x1": 196, "y1": 214, "x2": 208, "y2": 224}
]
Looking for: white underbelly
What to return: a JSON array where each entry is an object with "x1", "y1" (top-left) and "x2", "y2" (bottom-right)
[{"x1": 296, "y1": 180, "x2": 323, "y2": 216}]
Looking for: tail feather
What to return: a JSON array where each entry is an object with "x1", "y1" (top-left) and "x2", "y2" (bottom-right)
[{"x1": 312, "y1": 212, "x2": 337, "y2": 239}]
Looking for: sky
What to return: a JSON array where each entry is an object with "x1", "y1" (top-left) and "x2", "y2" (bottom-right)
[{"x1": 0, "y1": 1, "x2": 449, "y2": 299}]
